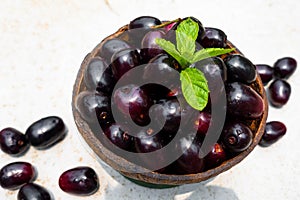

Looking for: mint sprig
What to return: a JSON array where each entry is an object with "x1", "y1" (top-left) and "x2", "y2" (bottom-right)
[
  {"x1": 180, "y1": 68, "x2": 209, "y2": 111},
  {"x1": 155, "y1": 18, "x2": 234, "y2": 111}
]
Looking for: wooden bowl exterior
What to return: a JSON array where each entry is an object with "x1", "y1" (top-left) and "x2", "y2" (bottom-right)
[{"x1": 72, "y1": 25, "x2": 268, "y2": 186}]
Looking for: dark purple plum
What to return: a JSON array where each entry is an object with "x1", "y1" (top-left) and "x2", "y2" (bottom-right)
[
  {"x1": 129, "y1": 16, "x2": 161, "y2": 29},
  {"x1": 59, "y1": 167, "x2": 99, "y2": 196},
  {"x1": 195, "y1": 111, "x2": 211, "y2": 136},
  {"x1": 221, "y1": 122, "x2": 253, "y2": 153},
  {"x1": 140, "y1": 30, "x2": 165, "y2": 63},
  {"x1": 103, "y1": 123, "x2": 133, "y2": 150},
  {"x1": 224, "y1": 54, "x2": 257, "y2": 84},
  {"x1": 259, "y1": 121, "x2": 287, "y2": 147},
  {"x1": 174, "y1": 133, "x2": 205, "y2": 174},
  {"x1": 226, "y1": 82, "x2": 264, "y2": 119},
  {"x1": 0, "y1": 162, "x2": 36, "y2": 190},
  {"x1": 84, "y1": 57, "x2": 116, "y2": 94},
  {"x1": 200, "y1": 27, "x2": 227, "y2": 48},
  {"x1": 97, "y1": 38, "x2": 131, "y2": 63},
  {"x1": 111, "y1": 48, "x2": 141, "y2": 80},
  {"x1": 0, "y1": 128, "x2": 29, "y2": 156},
  {"x1": 150, "y1": 98, "x2": 181, "y2": 134},
  {"x1": 256, "y1": 64, "x2": 274, "y2": 85},
  {"x1": 18, "y1": 183, "x2": 52, "y2": 200},
  {"x1": 268, "y1": 79, "x2": 291, "y2": 107},
  {"x1": 273, "y1": 57, "x2": 297, "y2": 79},
  {"x1": 76, "y1": 91, "x2": 111, "y2": 125},
  {"x1": 142, "y1": 53, "x2": 181, "y2": 92},
  {"x1": 204, "y1": 143, "x2": 226, "y2": 170},
  {"x1": 134, "y1": 128, "x2": 172, "y2": 172},
  {"x1": 113, "y1": 84, "x2": 153, "y2": 126},
  {"x1": 196, "y1": 57, "x2": 227, "y2": 104},
  {"x1": 25, "y1": 116, "x2": 67, "y2": 149}
]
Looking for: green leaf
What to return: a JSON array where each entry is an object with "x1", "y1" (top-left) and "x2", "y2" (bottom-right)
[
  {"x1": 180, "y1": 68, "x2": 209, "y2": 111},
  {"x1": 177, "y1": 18, "x2": 199, "y2": 41},
  {"x1": 176, "y1": 31, "x2": 195, "y2": 61},
  {"x1": 155, "y1": 38, "x2": 189, "y2": 67},
  {"x1": 176, "y1": 18, "x2": 199, "y2": 58},
  {"x1": 191, "y1": 48, "x2": 235, "y2": 63}
]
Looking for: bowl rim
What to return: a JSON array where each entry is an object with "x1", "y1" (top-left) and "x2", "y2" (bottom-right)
[{"x1": 72, "y1": 24, "x2": 268, "y2": 185}]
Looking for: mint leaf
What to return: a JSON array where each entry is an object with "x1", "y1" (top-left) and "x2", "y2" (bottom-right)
[
  {"x1": 155, "y1": 18, "x2": 234, "y2": 111},
  {"x1": 176, "y1": 18, "x2": 198, "y2": 58},
  {"x1": 180, "y1": 68, "x2": 209, "y2": 111},
  {"x1": 192, "y1": 48, "x2": 235, "y2": 63},
  {"x1": 176, "y1": 32, "x2": 195, "y2": 61},
  {"x1": 177, "y1": 18, "x2": 199, "y2": 41},
  {"x1": 155, "y1": 38, "x2": 188, "y2": 67}
]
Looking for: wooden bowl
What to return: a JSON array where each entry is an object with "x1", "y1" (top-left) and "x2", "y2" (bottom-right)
[{"x1": 72, "y1": 24, "x2": 268, "y2": 188}]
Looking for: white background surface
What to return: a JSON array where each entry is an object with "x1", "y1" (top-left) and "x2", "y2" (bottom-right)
[{"x1": 1, "y1": 0, "x2": 300, "y2": 199}]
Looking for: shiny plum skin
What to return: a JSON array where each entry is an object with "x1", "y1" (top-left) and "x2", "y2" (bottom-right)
[
  {"x1": 267, "y1": 79, "x2": 291, "y2": 107},
  {"x1": 103, "y1": 123, "x2": 133, "y2": 151},
  {"x1": 224, "y1": 54, "x2": 257, "y2": 84},
  {"x1": 174, "y1": 134, "x2": 205, "y2": 174},
  {"x1": 129, "y1": 16, "x2": 161, "y2": 29},
  {"x1": 225, "y1": 82, "x2": 264, "y2": 119},
  {"x1": 0, "y1": 128, "x2": 29, "y2": 156},
  {"x1": 113, "y1": 84, "x2": 153, "y2": 126},
  {"x1": 17, "y1": 183, "x2": 52, "y2": 200},
  {"x1": 140, "y1": 30, "x2": 165, "y2": 63},
  {"x1": 97, "y1": 38, "x2": 131, "y2": 63},
  {"x1": 76, "y1": 91, "x2": 111, "y2": 125},
  {"x1": 204, "y1": 143, "x2": 226, "y2": 170},
  {"x1": 200, "y1": 27, "x2": 227, "y2": 48},
  {"x1": 0, "y1": 162, "x2": 36, "y2": 190},
  {"x1": 84, "y1": 57, "x2": 116, "y2": 94},
  {"x1": 111, "y1": 48, "x2": 141, "y2": 80},
  {"x1": 59, "y1": 167, "x2": 99, "y2": 196},
  {"x1": 259, "y1": 121, "x2": 287, "y2": 147},
  {"x1": 273, "y1": 57, "x2": 297, "y2": 79},
  {"x1": 221, "y1": 122, "x2": 253, "y2": 153},
  {"x1": 256, "y1": 64, "x2": 274, "y2": 85},
  {"x1": 25, "y1": 116, "x2": 67, "y2": 150}
]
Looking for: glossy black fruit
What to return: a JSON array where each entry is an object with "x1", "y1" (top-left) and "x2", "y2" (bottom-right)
[
  {"x1": 0, "y1": 162, "x2": 36, "y2": 190},
  {"x1": 150, "y1": 98, "x2": 181, "y2": 134},
  {"x1": 226, "y1": 82, "x2": 264, "y2": 119},
  {"x1": 274, "y1": 57, "x2": 297, "y2": 79},
  {"x1": 97, "y1": 38, "x2": 131, "y2": 62},
  {"x1": 84, "y1": 57, "x2": 116, "y2": 94},
  {"x1": 59, "y1": 167, "x2": 99, "y2": 196},
  {"x1": 174, "y1": 133, "x2": 205, "y2": 174},
  {"x1": 103, "y1": 123, "x2": 133, "y2": 150},
  {"x1": 129, "y1": 16, "x2": 161, "y2": 29},
  {"x1": 76, "y1": 91, "x2": 111, "y2": 124},
  {"x1": 140, "y1": 30, "x2": 165, "y2": 63},
  {"x1": 111, "y1": 48, "x2": 141, "y2": 79},
  {"x1": 256, "y1": 64, "x2": 274, "y2": 85},
  {"x1": 113, "y1": 84, "x2": 153, "y2": 126},
  {"x1": 259, "y1": 121, "x2": 287, "y2": 147},
  {"x1": 224, "y1": 54, "x2": 257, "y2": 84},
  {"x1": 195, "y1": 111, "x2": 211, "y2": 136},
  {"x1": 200, "y1": 27, "x2": 227, "y2": 48},
  {"x1": 25, "y1": 116, "x2": 67, "y2": 149},
  {"x1": 142, "y1": 53, "x2": 181, "y2": 91},
  {"x1": 221, "y1": 122, "x2": 253, "y2": 153},
  {"x1": 204, "y1": 143, "x2": 226, "y2": 170},
  {"x1": 0, "y1": 128, "x2": 29, "y2": 156},
  {"x1": 18, "y1": 183, "x2": 52, "y2": 200},
  {"x1": 268, "y1": 79, "x2": 291, "y2": 107}
]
